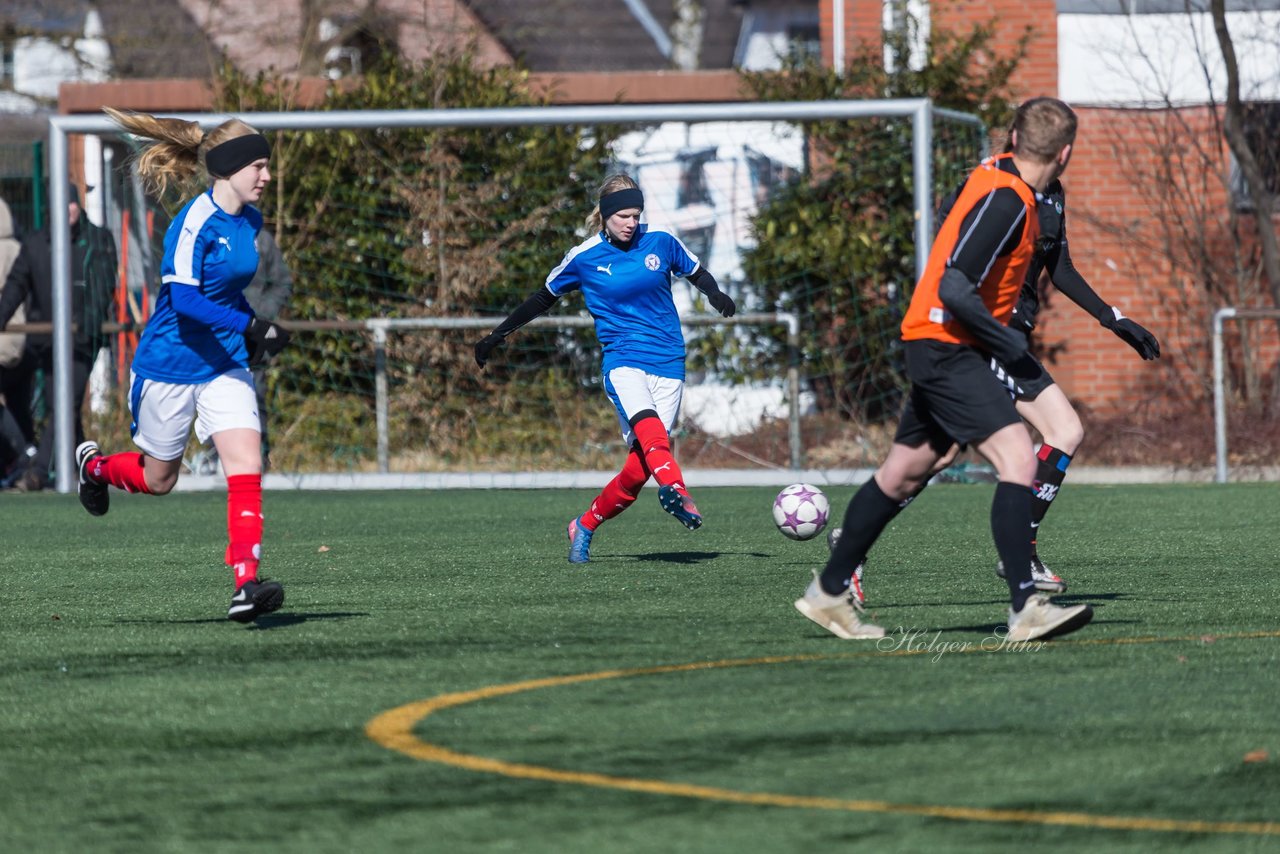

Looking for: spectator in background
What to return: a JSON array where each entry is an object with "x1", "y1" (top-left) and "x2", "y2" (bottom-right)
[
  {"x1": 0, "y1": 196, "x2": 34, "y2": 479},
  {"x1": 0, "y1": 184, "x2": 117, "y2": 491},
  {"x1": 236, "y1": 228, "x2": 293, "y2": 470}
]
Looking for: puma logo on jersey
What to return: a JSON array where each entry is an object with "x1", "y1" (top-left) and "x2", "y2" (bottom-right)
[
  {"x1": 596, "y1": 264, "x2": 613, "y2": 276},
  {"x1": 217, "y1": 237, "x2": 232, "y2": 250},
  {"x1": 1034, "y1": 483, "x2": 1059, "y2": 502}
]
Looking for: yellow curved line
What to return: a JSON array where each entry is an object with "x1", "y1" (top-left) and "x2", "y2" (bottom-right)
[{"x1": 366, "y1": 632, "x2": 1280, "y2": 836}]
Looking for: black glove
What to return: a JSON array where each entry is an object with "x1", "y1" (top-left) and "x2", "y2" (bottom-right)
[
  {"x1": 707, "y1": 290, "x2": 736, "y2": 318},
  {"x1": 1102, "y1": 310, "x2": 1160, "y2": 360},
  {"x1": 474, "y1": 332, "x2": 503, "y2": 368},
  {"x1": 244, "y1": 317, "x2": 291, "y2": 367}
]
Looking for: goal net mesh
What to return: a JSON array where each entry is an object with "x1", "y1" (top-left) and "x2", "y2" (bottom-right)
[{"x1": 88, "y1": 108, "x2": 986, "y2": 476}]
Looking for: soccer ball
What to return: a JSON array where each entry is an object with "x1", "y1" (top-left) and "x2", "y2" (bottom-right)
[{"x1": 772, "y1": 483, "x2": 830, "y2": 541}]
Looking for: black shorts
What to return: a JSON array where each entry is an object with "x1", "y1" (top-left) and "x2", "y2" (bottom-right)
[
  {"x1": 990, "y1": 351, "x2": 1055, "y2": 401},
  {"x1": 987, "y1": 327, "x2": 1055, "y2": 401},
  {"x1": 894, "y1": 339, "x2": 1023, "y2": 449}
]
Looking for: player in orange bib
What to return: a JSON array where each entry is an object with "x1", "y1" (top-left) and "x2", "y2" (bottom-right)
[{"x1": 794, "y1": 97, "x2": 1095, "y2": 643}]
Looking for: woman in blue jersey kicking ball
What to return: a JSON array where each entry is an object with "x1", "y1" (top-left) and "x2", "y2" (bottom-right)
[
  {"x1": 475, "y1": 173, "x2": 735, "y2": 563},
  {"x1": 76, "y1": 107, "x2": 292, "y2": 623}
]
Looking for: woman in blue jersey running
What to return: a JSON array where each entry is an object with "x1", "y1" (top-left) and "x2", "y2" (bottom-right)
[
  {"x1": 76, "y1": 108, "x2": 292, "y2": 623},
  {"x1": 475, "y1": 173, "x2": 735, "y2": 564}
]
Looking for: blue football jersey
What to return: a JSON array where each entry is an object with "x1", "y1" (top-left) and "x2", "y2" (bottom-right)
[
  {"x1": 545, "y1": 224, "x2": 700, "y2": 380},
  {"x1": 133, "y1": 192, "x2": 261, "y2": 383}
]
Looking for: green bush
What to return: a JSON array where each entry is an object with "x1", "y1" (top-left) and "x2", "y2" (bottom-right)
[
  {"x1": 214, "y1": 53, "x2": 620, "y2": 461},
  {"x1": 738, "y1": 21, "x2": 1028, "y2": 423}
]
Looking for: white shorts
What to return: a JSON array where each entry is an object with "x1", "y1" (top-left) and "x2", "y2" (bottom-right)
[
  {"x1": 129, "y1": 369, "x2": 260, "y2": 461},
  {"x1": 603, "y1": 366, "x2": 683, "y2": 446}
]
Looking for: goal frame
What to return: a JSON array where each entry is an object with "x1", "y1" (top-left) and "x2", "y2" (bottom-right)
[
  {"x1": 46, "y1": 98, "x2": 980, "y2": 492},
  {"x1": 1212, "y1": 306, "x2": 1280, "y2": 482}
]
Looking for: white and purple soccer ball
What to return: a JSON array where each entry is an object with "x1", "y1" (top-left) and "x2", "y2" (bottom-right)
[{"x1": 772, "y1": 483, "x2": 830, "y2": 541}]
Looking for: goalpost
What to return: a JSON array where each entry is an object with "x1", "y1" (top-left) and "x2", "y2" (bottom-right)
[
  {"x1": 1212, "y1": 307, "x2": 1280, "y2": 483},
  {"x1": 46, "y1": 99, "x2": 985, "y2": 492}
]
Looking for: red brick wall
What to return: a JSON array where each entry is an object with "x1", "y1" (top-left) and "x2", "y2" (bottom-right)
[
  {"x1": 931, "y1": 1, "x2": 1059, "y2": 102},
  {"x1": 1038, "y1": 105, "x2": 1275, "y2": 416},
  {"x1": 1037, "y1": 108, "x2": 1164, "y2": 410},
  {"x1": 875, "y1": 0, "x2": 1233, "y2": 417},
  {"x1": 819, "y1": 1, "x2": 884, "y2": 69}
]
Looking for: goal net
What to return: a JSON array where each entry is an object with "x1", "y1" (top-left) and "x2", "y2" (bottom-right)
[{"x1": 52, "y1": 100, "x2": 986, "y2": 486}]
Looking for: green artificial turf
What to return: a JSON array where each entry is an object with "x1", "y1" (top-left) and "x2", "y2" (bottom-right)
[{"x1": 1, "y1": 483, "x2": 1277, "y2": 853}]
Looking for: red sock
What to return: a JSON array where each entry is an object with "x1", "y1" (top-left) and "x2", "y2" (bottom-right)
[
  {"x1": 90, "y1": 452, "x2": 152, "y2": 494},
  {"x1": 226, "y1": 474, "x2": 263, "y2": 589},
  {"x1": 581, "y1": 448, "x2": 650, "y2": 532},
  {"x1": 631, "y1": 417, "x2": 689, "y2": 497}
]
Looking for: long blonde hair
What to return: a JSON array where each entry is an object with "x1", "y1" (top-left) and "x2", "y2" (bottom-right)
[
  {"x1": 585, "y1": 173, "x2": 639, "y2": 234},
  {"x1": 104, "y1": 107, "x2": 263, "y2": 198}
]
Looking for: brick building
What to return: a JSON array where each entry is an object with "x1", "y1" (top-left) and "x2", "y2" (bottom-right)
[
  {"x1": 819, "y1": 0, "x2": 1279, "y2": 423},
  {"x1": 48, "y1": 0, "x2": 1279, "y2": 424}
]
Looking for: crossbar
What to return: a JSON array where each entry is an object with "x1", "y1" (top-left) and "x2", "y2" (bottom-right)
[{"x1": 46, "y1": 99, "x2": 978, "y2": 491}]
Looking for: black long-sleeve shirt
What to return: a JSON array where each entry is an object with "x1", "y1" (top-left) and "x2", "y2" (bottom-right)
[
  {"x1": 1010, "y1": 181, "x2": 1110, "y2": 332},
  {"x1": 932, "y1": 157, "x2": 1036, "y2": 363},
  {"x1": 937, "y1": 176, "x2": 1112, "y2": 338},
  {"x1": 0, "y1": 218, "x2": 118, "y2": 357}
]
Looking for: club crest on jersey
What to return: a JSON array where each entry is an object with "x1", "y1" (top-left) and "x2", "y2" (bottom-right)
[
  {"x1": 596, "y1": 263, "x2": 613, "y2": 276},
  {"x1": 644, "y1": 253, "x2": 661, "y2": 271}
]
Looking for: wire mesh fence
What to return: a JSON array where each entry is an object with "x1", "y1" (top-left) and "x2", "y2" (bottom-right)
[{"x1": 44, "y1": 102, "x2": 988, "y2": 482}]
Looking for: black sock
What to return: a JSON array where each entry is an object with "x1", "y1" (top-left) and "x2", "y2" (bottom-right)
[
  {"x1": 819, "y1": 477, "x2": 908, "y2": 596},
  {"x1": 1030, "y1": 445, "x2": 1071, "y2": 558},
  {"x1": 992, "y1": 481, "x2": 1035, "y2": 611}
]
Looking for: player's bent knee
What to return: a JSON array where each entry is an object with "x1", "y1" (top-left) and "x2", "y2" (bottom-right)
[
  {"x1": 874, "y1": 469, "x2": 927, "y2": 502},
  {"x1": 145, "y1": 467, "x2": 181, "y2": 495},
  {"x1": 147, "y1": 476, "x2": 178, "y2": 495},
  {"x1": 1060, "y1": 425, "x2": 1085, "y2": 455}
]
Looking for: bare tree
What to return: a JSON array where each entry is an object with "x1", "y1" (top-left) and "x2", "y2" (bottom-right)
[
  {"x1": 1210, "y1": 0, "x2": 1280, "y2": 308},
  {"x1": 1076, "y1": 4, "x2": 1280, "y2": 431}
]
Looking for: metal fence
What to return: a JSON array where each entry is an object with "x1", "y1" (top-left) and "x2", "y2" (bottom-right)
[
  {"x1": 1212, "y1": 306, "x2": 1280, "y2": 482},
  {"x1": 45, "y1": 99, "x2": 981, "y2": 492}
]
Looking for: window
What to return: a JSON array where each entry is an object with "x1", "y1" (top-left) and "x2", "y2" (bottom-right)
[
  {"x1": 1, "y1": 40, "x2": 13, "y2": 83},
  {"x1": 1230, "y1": 102, "x2": 1280, "y2": 210},
  {"x1": 1058, "y1": 1, "x2": 1280, "y2": 13},
  {"x1": 786, "y1": 22, "x2": 820, "y2": 62}
]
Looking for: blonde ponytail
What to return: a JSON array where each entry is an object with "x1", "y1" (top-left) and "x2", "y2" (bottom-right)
[{"x1": 104, "y1": 107, "x2": 264, "y2": 198}]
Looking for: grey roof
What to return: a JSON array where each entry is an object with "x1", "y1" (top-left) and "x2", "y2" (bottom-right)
[
  {"x1": 0, "y1": 0, "x2": 93, "y2": 35},
  {"x1": 0, "y1": 0, "x2": 220, "y2": 79},
  {"x1": 93, "y1": 0, "x2": 223, "y2": 79},
  {"x1": 463, "y1": 0, "x2": 745, "y2": 71},
  {"x1": 0, "y1": 112, "x2": 49, "y2": 145}
]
